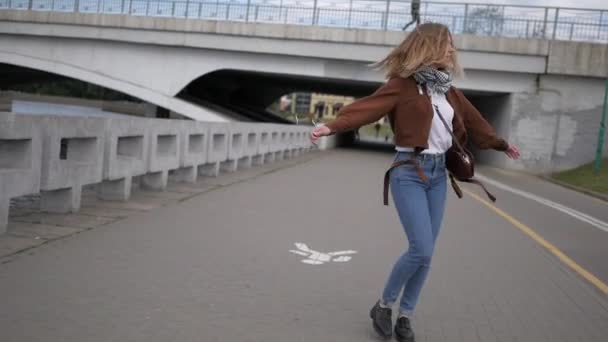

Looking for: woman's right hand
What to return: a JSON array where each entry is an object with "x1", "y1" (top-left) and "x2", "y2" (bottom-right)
[
  {"x1": 504, "y1": 144, "x2": 520, "y2": 160},
  {"x1": 310, "y1": 125, "x2": 331, "y2": 145}
]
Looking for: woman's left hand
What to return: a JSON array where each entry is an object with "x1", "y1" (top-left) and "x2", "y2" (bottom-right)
[{"x1": 504, "y1": 144, "x2": 520, "y2": 160}]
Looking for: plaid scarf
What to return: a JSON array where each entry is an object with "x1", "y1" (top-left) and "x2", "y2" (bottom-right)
[{"x1": 413, "y1": 66, "x2": 452, "y2": 94}]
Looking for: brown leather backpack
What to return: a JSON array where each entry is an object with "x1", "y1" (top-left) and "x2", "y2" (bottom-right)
[{"x1": 434, "y1": 104, "x2": 496, "y2": 202}]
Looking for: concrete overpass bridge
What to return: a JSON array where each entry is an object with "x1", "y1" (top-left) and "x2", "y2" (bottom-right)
[{"x1": 0, "y1": 4, "x2": 607, "y2": 173}]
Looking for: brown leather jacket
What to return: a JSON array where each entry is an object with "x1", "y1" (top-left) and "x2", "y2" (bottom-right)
[{"x1": 325, "y1": 76, "x2": 509, "y2": 152}]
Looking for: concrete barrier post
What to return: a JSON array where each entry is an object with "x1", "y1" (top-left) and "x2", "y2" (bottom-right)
[
  {"x1": 38, "y1": 116, "x2": 105, "y2": 213},
  {"x1": 292, "y1": 129, "x2": 303, "y2": 157},
  {"x1": 143, "y1": 119, "x2": 180, "y2": 190},
  {"x1": 0, "y1": 197, "x2": 9, "y2": 234},
  {"x1": 265, "y1": 127, "x2": 280, "y2": 163},
  {"x1": 98, "y1": 117, "x2": 148, "y2": 201},
  {"x1": 200, "y1": 122, "x2": 229, "y2": 177},
  {"x1": 0, "y1": 113, "x2": 42, "y2": 233},
  {"x1": 240, "y1": 123, "x2": 260, "y2": 169},
  {"x1": 222, "y1": 123, "x2": 246, "y2": 173},
  {"x1": 276, "y1": 129, "x2": 288, "y2": 161},
  {"x1": 176, "y1": 120, "x2": 209, "y2": 183},
  {"x1": 254, "y1": 124, "x2": 272, "y2": 166},
  {"x1": 286, "y1": 127, "x2": 298, "y2": 158}
]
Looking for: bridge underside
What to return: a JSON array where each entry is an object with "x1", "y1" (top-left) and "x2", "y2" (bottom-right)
[
  {"x1": 180, "y1": 69, "x2": 510, "y2": 134},
  {"x1": 2, "y1": 63, "x2": 509, "y2": 120}
]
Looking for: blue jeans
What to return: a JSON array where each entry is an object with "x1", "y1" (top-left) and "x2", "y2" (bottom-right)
[{"x1": 381, "y1": 152, "x2": 447, "y2": 316}]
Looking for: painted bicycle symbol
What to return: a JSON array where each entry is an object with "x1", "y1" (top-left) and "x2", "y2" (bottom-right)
[{"x1": 289, "y1": 242, "x2": 357, "y2": 265}]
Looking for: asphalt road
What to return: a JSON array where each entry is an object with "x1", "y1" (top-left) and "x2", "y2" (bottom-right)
[{"x1": 1, "y1": 148, "x2": 607, "y2": 342}]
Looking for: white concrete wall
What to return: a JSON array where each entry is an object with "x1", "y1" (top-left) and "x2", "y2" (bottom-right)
[
  {"x1": 0, "y1": 112, "x2": 315, "y2": 234},
  {"x1": 462, "y1": 75, "x2": 606, "y2": 174},
  {"x1": 547, "y1": 41, "x2": 608, "y2": 78},
  {"x1": 508, "y1": 75, "x2": 608, "y2": 172}
]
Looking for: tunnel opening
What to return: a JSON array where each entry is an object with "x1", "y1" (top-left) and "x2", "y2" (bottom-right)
[
  {"x1": 465, "y1": 91, "x2": 512, "y2": 169},
  {"x1": 177, "y1": 69, "x2": 382, "y2": 123},
  {"x1": 180, "y1": 69, "x2": 513, "y2": 168}
]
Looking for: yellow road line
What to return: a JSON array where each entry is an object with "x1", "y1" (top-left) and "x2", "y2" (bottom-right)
[{"x1": 464, "y1": 189, "x2": 608, "y2": 295}]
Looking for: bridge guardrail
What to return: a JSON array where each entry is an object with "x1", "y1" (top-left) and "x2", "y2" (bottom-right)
[
  {"x1": 1, "y1": 0, "x2": 606, "y2": 43},
  {"x1": 0, "y1": 112, "x2": 316, "y2": 233}
]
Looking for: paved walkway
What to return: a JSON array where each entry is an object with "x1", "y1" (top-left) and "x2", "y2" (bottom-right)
[{"x1": 1, "y1": 148, "x2": 607, "y2": 342}]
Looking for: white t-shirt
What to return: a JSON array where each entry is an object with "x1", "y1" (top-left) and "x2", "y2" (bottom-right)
[{"x1": 395, "y1": 87, "x2": 454, "y2": 154}]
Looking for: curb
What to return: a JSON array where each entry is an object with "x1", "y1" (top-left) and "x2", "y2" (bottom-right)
[{"x1": 540, "y1": 175, "x2": 608, "y2": 204}]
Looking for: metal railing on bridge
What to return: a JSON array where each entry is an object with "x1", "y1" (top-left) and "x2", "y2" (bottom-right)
[{"x1": 1, "y1": 0, "x2": 607, "y2": 43}]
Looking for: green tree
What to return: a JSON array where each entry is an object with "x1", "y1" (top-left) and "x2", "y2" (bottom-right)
[
  {"x1": 9, "y1": 79, "x2": 139, "y2": 102},
  {"x1": 464, "y1": 6, "x2": 504, "y2": 36}
]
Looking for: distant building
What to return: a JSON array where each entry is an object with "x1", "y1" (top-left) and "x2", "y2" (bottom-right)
[
  {"x1": 293, "y1": 92, "x2": 312, "y2": 115},
  {"x1": 309, "y1": 93, "x2": 355, "y2": 120},
  {"x1": 279, "y1": 92, "x2": 384, "y2": 125}
]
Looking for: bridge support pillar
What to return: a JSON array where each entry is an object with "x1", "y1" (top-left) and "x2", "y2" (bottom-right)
[
  {"x1": 220, "y1": 159, "x2": 238, "y2": 173},
  {"x1": 175, "y1": 166, "x2": 197, "y2": 183},
  {"x1": 238, "y1": 156, "x2": 252, "y2": 169},
  {"x1": 41, "y1": 185, "x2": 82, "y2": 213},
  {"x1": 98, "y1": 177, "x2": 132, "y2": 201},
  {"x1": 264, "y1": 152, "x2": 275, "y2": 163},
  {"x1": 0, "y1": 197, "x2": 9, "y2": 234},
  {"x1": 199, "y1": 162, "x2": 220, "y2": 177},
  {"x1": 142, "y1": 171, "x2": 168, "y2": 191},
  {"x1": 251, "y1": 155, "x2": 264, "y2": 166}
]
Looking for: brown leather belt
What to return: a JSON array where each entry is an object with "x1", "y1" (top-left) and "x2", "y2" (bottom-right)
[
  {"x1": 383, "y1": 155, "x2": 427, "y2": 206},
  {"x1": 382, "y1": 156, "x2": 496, "y2": 206}
]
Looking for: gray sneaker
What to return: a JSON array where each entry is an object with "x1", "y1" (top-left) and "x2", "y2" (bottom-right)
[
  {"x1": 394, "y1": 316, "x2": 415, "y2": 342},
  {"x1": 369, "y1": 300, "x2": 392, "y2": 338}
]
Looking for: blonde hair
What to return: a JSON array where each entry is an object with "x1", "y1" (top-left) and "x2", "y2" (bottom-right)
[{"x1": 374, "y1": 23, "x2": 462, "y2": 79}]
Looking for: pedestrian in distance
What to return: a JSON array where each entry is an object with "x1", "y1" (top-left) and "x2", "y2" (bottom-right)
[
  {"x1": 403, "y1": 0, "x2": 421, "y2": 31},
  {"x1": 310, "y1": 22, "x2": 520, "y2": 342},
  {"x1": 375, "y1": 122, "x2": 382, "y2": 137}
]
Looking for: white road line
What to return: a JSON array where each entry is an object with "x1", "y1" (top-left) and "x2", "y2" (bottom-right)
[{"x1": 476, "y1": 174, "x2": 608, "y2": 233}]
